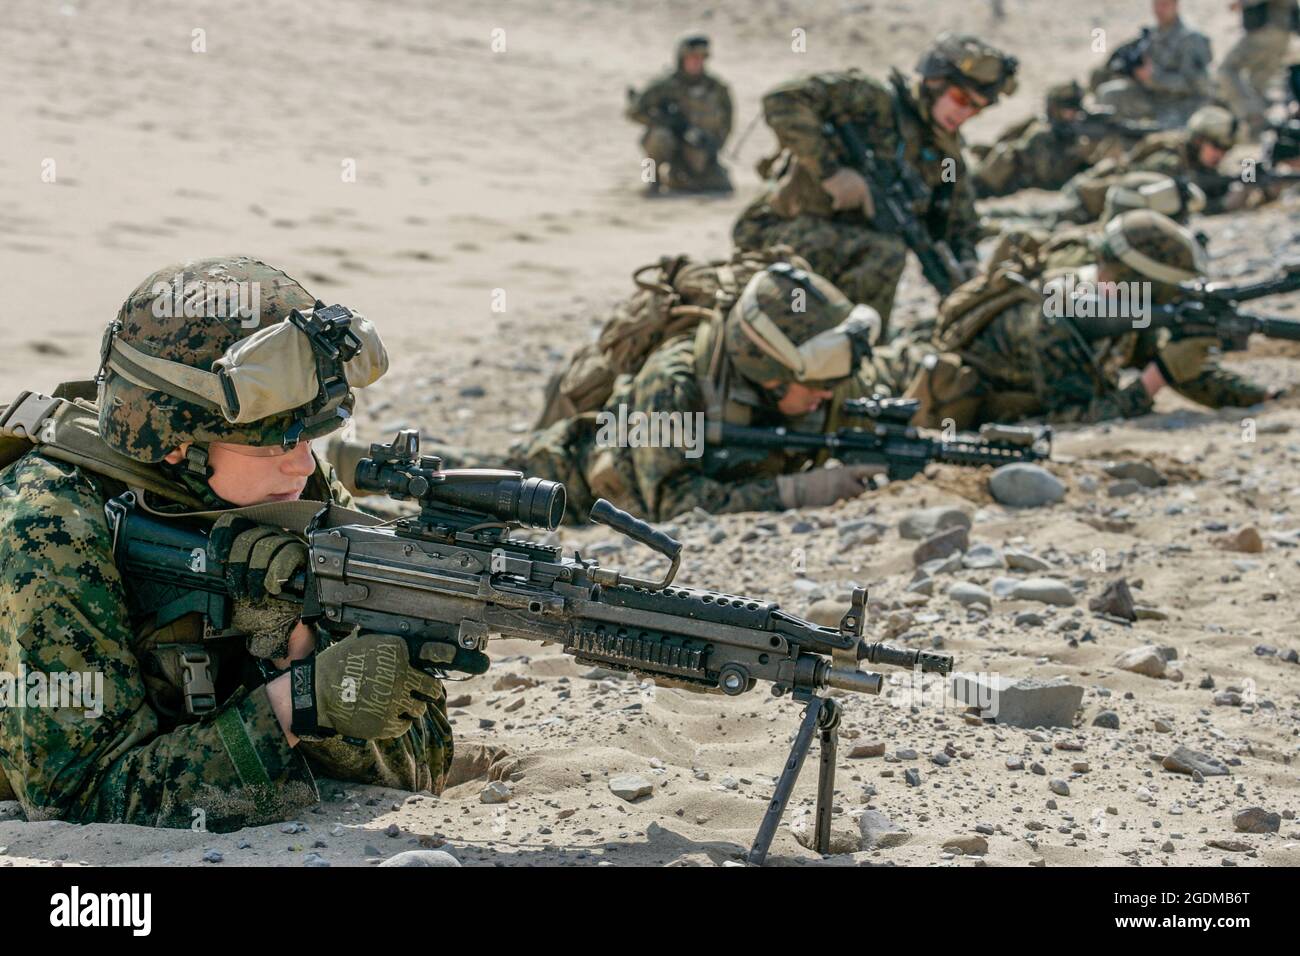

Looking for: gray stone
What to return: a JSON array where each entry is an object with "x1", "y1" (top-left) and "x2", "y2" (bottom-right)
[
  {"x1": 609, "y1": 774, "x2": 654, "y2": 801},
  {"x1": 202, "y1": 849, "x2": 224, "y2": 864},
  {"x1": 906, "y1": 575, "x2": 935, "y2": 596},
  {"x1": 962, "y1": 543, "x2": 1007, "y2": 570},
  {"x1": 858, "y1": 810, "x2": 912, "y2": 849},
  {"x1": 0, "y1": 802, "x2": 23, "y2": 822},
  {"x1": 949, "y1": 673, "x2": 1084, "y2": 728},
  {"x1": 912, "y1": 525, "x2": 969, "y2": 566},
  {"x1": 904, "y1": 768, "x2": 922, "y2": 787},
  {"x1": 1104, "y1": 460, "x2": 1165, "y2": 487},
  {"x1": 1107, "y1": 479, "x2": 1141, "y2": 498},
  {"x1": 806, "y1": 599, "x2": 849, "y2": 628},
  {"x1": 1233, "y1": 808, "x2": 1280, "y2": 834},
  {"x1": 989, "y1": 464, "x2": 1066, "y2": 508},
  {"x1": 942, "y1": 835, "x2": 988, "y2": 856},
  {"x1": 1162, "y1": 746, "x2": 1230, "y2": 777},
  {"x1": 1089, "y1": 578, "x2": 1137, "y2": 621},
  {"x1": 920, "y1": 552, "x2": 964, "y2": 576},
  {"x1": 1049, "y1": 779, "x2": 1070, "y2": 797},
  {"x1": 480, "y1": 781, "x2": 513, "y2": 804},
  {"x1": 1005, "y1": 549, "x2": 1050, "y2": 572},
  {"x1": 899, "y1": 507, "x2": 972, "y2": 540},
  {"x1": 1015, "y1": 611, "x2": 1045, "y2": 627},
  {"x1": 379, "y1": 850, "x2": 463, "y2": 867},
  {"x1": 1006, "y1": 578, "x2": 1076, "y2": 606},
  {"x1": 990, "y1": 576, "x2": 1021, "y2": 598},
  {"x1": 948, "y1": 582, "x2": 993, "y2": 608},
  {"x1": 1114, "y1": 646, "x2": 1167, "y2": 678}
]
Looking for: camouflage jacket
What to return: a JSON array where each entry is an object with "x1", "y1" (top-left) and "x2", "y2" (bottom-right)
[
  {"x1": 627, "y1": 69, "x2": 733, "y2": 148},
  {"x1": 972, "y1": 118, "x2": 1110, "y2": 197},
  {"x1": 0, "y1": 449, "x2": 450, "y2": 831},
  {"x1": 958, "y1": 276, "x2": 1269, "y2": 424},
  {"x1": 593, "y1": 333, "x2": 877, "y2": 522},
  {"x1": 758, "y1": 69, "x2": 982, "y2": 261},
  {"x1": 1065, "y1": 130, "x2": 1231, "y2": 219}
]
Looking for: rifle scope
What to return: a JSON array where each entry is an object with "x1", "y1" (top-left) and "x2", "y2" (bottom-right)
[{"x1": 353, "y1": 429, "x2": 566, "y2": 531}]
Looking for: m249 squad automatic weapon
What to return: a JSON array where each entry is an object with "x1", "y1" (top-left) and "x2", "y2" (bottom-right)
[{"x1": 104, "y1": 429, "x2": 952, "y2": 865}]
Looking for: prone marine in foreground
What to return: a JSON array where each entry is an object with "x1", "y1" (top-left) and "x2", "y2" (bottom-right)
[{"x1": 0, "y1": 258, "x2": 466, "y2": 830}]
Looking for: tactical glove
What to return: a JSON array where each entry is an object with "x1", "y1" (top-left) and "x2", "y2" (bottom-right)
[
  {"x1": 776, "y1": 464, "x2": 882, "y2": 510},
  {"x1": 208, "y1": 516, "x2": 310, "y2": 659},
  {"x1": 822, "y1": 168, "x2": 876, "y2": 219},
  {"x1": 290, "y1": 632, "x2": 445, "y2": 741},
  {"x1": 1155, "y1": 335, "x2": 1217, "y2": 386}
]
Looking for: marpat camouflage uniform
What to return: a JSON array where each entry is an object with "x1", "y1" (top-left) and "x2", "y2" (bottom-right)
[
  {"x1": 1093, "y1": 16, "x2": 1213, "y2": 126},
  {"x1": 627, "y1": 37, "x2": 733, "y2": 193},
  {"x1": 732, "y1": 70, "x2": 980, "y2": 332},
  {"x1": 0, "y1": 449, "x2": 452, "y2": 830}
]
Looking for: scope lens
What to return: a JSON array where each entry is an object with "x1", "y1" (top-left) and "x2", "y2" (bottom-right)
[{"x1": 518, "y1": 477, "x2": 566, "y2": 530}]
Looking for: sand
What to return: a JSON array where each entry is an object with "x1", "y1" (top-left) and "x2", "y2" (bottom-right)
[{"x1": 1, "y1": 0, "x2": 1297, "y2": 866}]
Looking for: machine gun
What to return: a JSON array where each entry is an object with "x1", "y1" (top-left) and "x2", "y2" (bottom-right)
[
  {"x1": 1071, "y1": 263, "x2": 1300, "y2": 351},
  {"x1": 828, "y1": 120, "x2": 969, "y2": 298},
  {"x1": 1107, "y1": 27, "x2": 1154, "y2": 79},
  {"x1": 715, "y1": 396, "x2": 1052, "y2": 481},
  {"x1": 651, "y1": 100, "x2": 721, "y2": 156},
  {"x1": 103, "y1": 428, "x2": 952, "y2": 865}
]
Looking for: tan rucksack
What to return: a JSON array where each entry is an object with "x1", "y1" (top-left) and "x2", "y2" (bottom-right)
[
  {"x1": 932, "y1": 242, "x2": 1046, "y2": 353},
  {"x1": 533, "y1": 248, "x2": 807, "y2": 429}
]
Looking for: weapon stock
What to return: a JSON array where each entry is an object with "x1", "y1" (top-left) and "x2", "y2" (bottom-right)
[{"x1": 105, "y1": 428, "x2": 952, "y2": 865}]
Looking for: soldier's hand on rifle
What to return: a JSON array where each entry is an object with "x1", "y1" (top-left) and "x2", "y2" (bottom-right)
[
  {"x1": 1155, "y1": 335, "x2": 1218, "y2": 386},
  {"x1": 777, "y1": 463, "x2": 883, "y2": 510},
  {"x1": 822, "y1": 168, "x2": 876, "y2": 219},
  {"x1": 292, "y1": 633, "x2": 445, "y2": 742},
  {"x1": 1133, "y1": 58, "x2": 1154, "y2": 87},
  {"x1": 208, "y1": 516, "x2": 310, "y2": 659}
]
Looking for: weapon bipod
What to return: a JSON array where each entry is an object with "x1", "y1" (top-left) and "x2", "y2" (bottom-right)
[{"x1": 747, "y1": 694, "x2": 842, "y2": 865}]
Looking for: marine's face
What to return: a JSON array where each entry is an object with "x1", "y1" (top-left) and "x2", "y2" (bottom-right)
[
  {"x1": 1153, "y1": 0, "x2": 1177, "y2": 27},
  {"x1": 165, "y1": 440, "x2": 316, "y2": 506},
  {"x1": 931, "y1": 84, "x2": 988, "y2": 133},
  {"x1": 1197, "y1": 140, "x2": 1227, "y2": 168},
  {"x1": 766, "y1": 380, "x2": 835, "y2": 417},
  {"x1": 681, "y1": 52, "x2": 706, "y2": 76}
]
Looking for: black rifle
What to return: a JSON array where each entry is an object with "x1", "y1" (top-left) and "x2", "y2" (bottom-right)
[
  {"x1": 716, "y1": 397, "x2": 1052, "y2": 481},
  {"x1": 1107, "y1": 27, "x2": 1154, "y2": 78},
  {"x1": 103, "y1": 429, "x2": 951, "y2": 865},
  {"x1": 653, "y1": 100, "x2": 720, "y2": 157},
  {"x1": 1070, "y1": 264, "x2": 1300, "y2": 350},
  {"x1": 1061, "y1": 108, "x2": 1160, "y2": 143},
  {"x1": 828, "y1": 120, "x2": 969, "y2": 298}
]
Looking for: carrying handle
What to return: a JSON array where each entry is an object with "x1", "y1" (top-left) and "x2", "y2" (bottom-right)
[{"x1": 588, "y1": 498, "x2": 682, "y2": 590}]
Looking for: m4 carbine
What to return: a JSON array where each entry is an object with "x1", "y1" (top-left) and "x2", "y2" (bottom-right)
[
  {"x1": 827, "y1": 120, "x2": 969, "y2": 298},
  {"x1": 715, "y1": 396, "x2": 1052, "y2": 481},
  {"x1": 1107, "y1": 27, "x2": 1154, "y2": 79},
  {"x1": 1072, "y1": 262, "x2": 1300, "y2": 351},
  {"x1": 104, "y1": 429, "x2": 951, "y2": 865}
]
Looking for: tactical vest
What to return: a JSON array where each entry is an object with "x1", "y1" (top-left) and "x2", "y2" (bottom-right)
[{"x1": 0, "y1": 383, "x2": 329, "y2": 724}]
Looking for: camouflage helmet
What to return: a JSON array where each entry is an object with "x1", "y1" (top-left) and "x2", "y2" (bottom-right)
[
  {"x1": 917, "y1": 32, "x2": 1018, "y2": 103},
  {"x1": 98, "y1": 256, "x2": 387, "y2": 463},
  {"x1": 1102, "y1": 171, "x2": 1207, "y2": 225},
  {"x1": 1045, "y1": 80, "x2": 1084, "y2": 118},
  {"x1": 675, "y1": 32, "x2": 709, "y2": 63},
  {"x1": 1187, "y1": 105, "x2": 1237, "y2": 150},
  {"x1": 1098, "y1": 210, "x2": 1208, "y2": 292},
  {"x1": 724, "y1": 263, "x2": 880, "y2": 387}
]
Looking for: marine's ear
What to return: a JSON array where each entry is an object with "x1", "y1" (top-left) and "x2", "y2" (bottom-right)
[{"x1": 162, "y1": 443, "x2": 190, "y2": 465}]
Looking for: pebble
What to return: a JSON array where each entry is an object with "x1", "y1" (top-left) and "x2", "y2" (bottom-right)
[
  {"x1": 1114, "y1": 646, "x2": 1167, "y2": 678},
  {"x1": 1233, "y1": 808, "x2": 1280, "y2": 834},
  {"x1": 849, "y1": 741, "x2": 886, "y2": 758},
  {"x1": 609, "y1": 774, "x2": 654, "y2": 801},
  {"x1": 1049, "y1": 779, "x2": 1070, "y2": 797},
  {"x1": 904, "y1": 769, "x2": 922, "y2": 787},
  {"x1": 989, "y1": 463, "x2": 1065, "y2": 508},
  {"x1": 859, "y1": 810, "x2": 912, "y2": 849},
  {"x1": 948, "y1": 582, "x2": 993, "y2": 608},
  {"x1": 942, "y1": 835, "x2": 988, "y2": 856},
  {"x1": 1104, "y1": 460, "x2": 1165, "y2": 487},
  {"x1": 912, "y1": 525, "x2": 969, "y2": 565},
  {"x1": 1107, "y1": 479, "x2": 1141, "y2": 498},
  {"x1": 302, "y1": 853, "x2": 330, "y2": 867},
  {"x1": 899, "y1": 507, "x2": 971, "y2": 540},
  {"x1": 379, "y1": 850, "x2": 462, "y2": 867},
  {"x1": 1005, "y1": 549, "x2": 1050, "y2": 572},
  {"x1": 1007, "y1": 578, "x2": 1076, "y2": 606},
  {"x1": 1162, "y1": 746, "x2": 1230, "y2": 777},
  {"x1": 1220, "y1": 527, "x2": 1263, "y2": 553},
  {"x1": 480, "y1": 781, "x2": 512, "y2": 804},
  {"x1": 202, "y1": 849, "x2": 223, "y2": 864},
  {"x1": 962, "y1": 543, "x2": 1006, "y2": 570}
]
